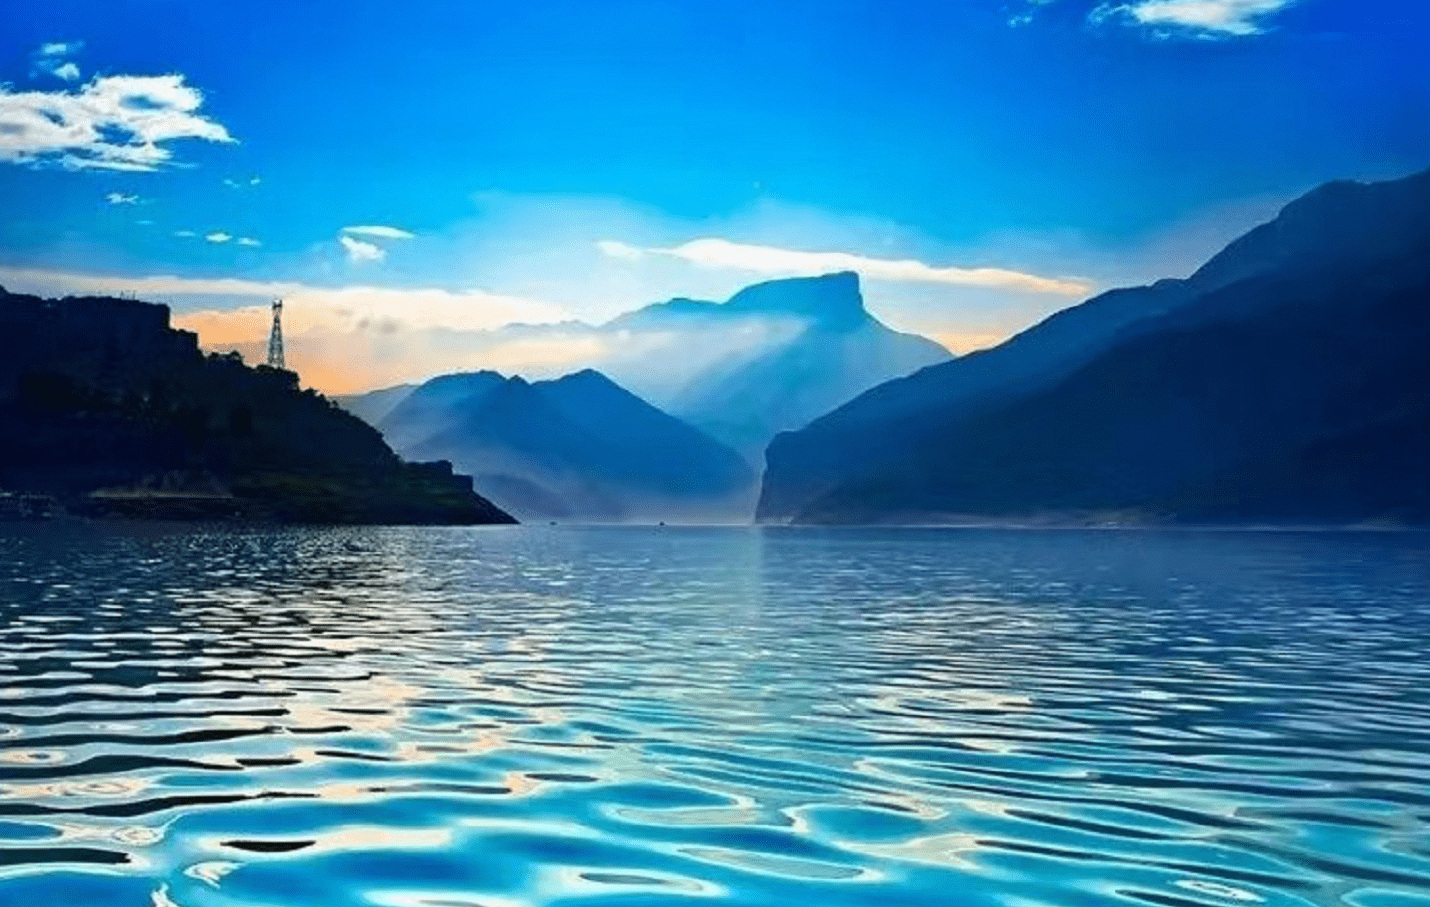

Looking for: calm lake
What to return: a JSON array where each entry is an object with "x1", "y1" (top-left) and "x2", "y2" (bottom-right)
[{"x1": 1, "y1": 525, "x2": 1428, "y2": 907}]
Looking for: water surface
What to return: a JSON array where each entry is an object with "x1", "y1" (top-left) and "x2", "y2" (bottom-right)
[{"x1": 1, "y1": 525, "x2": 1428, "y2": 907}]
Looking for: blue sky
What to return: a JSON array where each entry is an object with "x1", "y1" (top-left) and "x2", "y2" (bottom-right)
[{"x1": 1, "y1": 0, "x2": 1427, "y2": 391}]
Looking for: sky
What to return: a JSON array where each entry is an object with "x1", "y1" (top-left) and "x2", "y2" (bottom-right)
[{"x1": 1, "y1": 0, "x2": 1427, "y2": 393}]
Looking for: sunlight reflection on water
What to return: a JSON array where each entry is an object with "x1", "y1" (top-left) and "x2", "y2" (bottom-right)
[{"x1": 0, "y1": 524, "x2": 1427, "y2": 907}]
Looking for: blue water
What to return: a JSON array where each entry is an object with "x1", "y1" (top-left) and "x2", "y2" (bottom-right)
[{"x1": 0, "y1": 525, "x2": 1428, "y2": 907}]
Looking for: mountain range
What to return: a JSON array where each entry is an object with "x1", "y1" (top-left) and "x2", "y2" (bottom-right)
[
  {"x1": 758, "y1": 166, "x2": 1430, "y2": 526},
  {"x1": 344, "y1": 272, "x2": 951, "y2": 464},
  {"x1": 369, "y1": 369, "x2": 756, "y2": 522}
]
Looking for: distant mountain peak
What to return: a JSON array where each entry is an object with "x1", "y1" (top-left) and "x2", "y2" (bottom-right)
[
  {"x1": 421, "y1": 369, "x2": 507, "y2": 389},
  {"x1": 554, "y1": 367, "x2": 611, "y2": 385},
  {"x1": 603, "y1": 271, "x2": 871, "y2": 332},
  {"x1": 723, "y1": 271, "x2": 868, "y2": 328},
  {"x1": 541, "y1": 369, "x2": 650, "y2": 409}
]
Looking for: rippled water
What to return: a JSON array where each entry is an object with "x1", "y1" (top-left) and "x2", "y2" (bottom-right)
[{"x1": 1, "y1": 525, "x2": 1429, "y2": 907}]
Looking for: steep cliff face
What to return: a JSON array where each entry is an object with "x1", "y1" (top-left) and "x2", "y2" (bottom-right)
[{"x1": 0, "y1": 290, "x2": 514, "y2": 525}]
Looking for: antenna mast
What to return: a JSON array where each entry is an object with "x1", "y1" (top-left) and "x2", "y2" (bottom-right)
[{"x1": 266, "y1": 298, "x2": 285, "y2": 369}]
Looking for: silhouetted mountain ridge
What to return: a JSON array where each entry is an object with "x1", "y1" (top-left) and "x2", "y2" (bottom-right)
[{"x1": 760, "y1": 165, "x2": 1430, "y2": 525}]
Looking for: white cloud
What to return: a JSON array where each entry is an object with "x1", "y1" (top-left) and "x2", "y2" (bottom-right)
[
  {"x1": 596, "y1": 240, "x2": 644, "y2": 261},
  {"x1": 336, "y1": 226, "x2": 414, "y2": 263},
  {"x1": 1008, "y1": 0, "x2": 1058, "y2": 26},
  {"x1": 205, "y1": 232, "x2": 231, "y2": 243},
  {"x1": 341, "y1": 225, "x2": 416, "y2": 240},
  {"x1": 237, "y1": 237, "x2": 261, "y2": 247},
  {"x1": 137, "y1": 219, "x2": 154, "y2": 226},
  {"x1": 223, "y1": 175, "x2": 262, "y2": 189},
  {"x1": 106, "y1": 192, "x2": 139, "y2": 205},
  {"x1": 30, "y1": 41, "x2": 84, "y2": 82},
  {"x1": 0, "y1": 72, "x2": 234, "y2": 171},
  {"x1": 340, "y1": 234, "x2": 385, "y2": 263},
  {"x1": 600, "y1": 237, "x2": 1090, "y2": 295},
  {"x1": 175, "y1": 230, "x2": 197, "y2": 238},
  {"x1": 1090, "y1": 0, "x2": 1298, "y2": 37}
]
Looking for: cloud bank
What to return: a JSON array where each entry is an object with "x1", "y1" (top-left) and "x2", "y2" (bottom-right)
[
  {"x1": 0, "y1": 266, "x2": 566, "y2": 333},
  {"x1": 0, "y1": 264, "x2": 574, "y2": 393}
]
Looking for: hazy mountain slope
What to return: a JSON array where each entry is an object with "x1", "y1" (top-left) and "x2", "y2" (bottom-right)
[
  {"x1": 405, "y1": 377, "x2": 629, "y2": 520},
  {"x1": 674, "y1": 319, "x2": 951, "y2": 458},
  {"x1": 338, "y1": 273, "x2": 950, "y2": 462},
  {"x1": 616, "y1": 272, "x2": 950, "y2": 457},
  {"x1": 762, "y1": 166, "x2": 1430, "y2": 525},
  {"x1": 378, "y1": 371, "x2": 507, "y2": 451},
  {"x1": 335, "y1": 383, "x2": 416, "y2": 427},
  {"x1": 388, "y1": 369, "x2": 756, "y2": 522},
  {"x1": 538, "y1": 370, "x2": 753, "y2": 499}
]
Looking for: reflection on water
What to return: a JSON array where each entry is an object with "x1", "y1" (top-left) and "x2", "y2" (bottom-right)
[{"x1": 0, "y1": 524, "x2": 1428, "y2": 907}]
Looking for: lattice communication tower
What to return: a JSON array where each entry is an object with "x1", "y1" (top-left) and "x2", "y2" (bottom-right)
[{"x1": 266, "y1": 298, "x2": 285, "y2": 369}]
